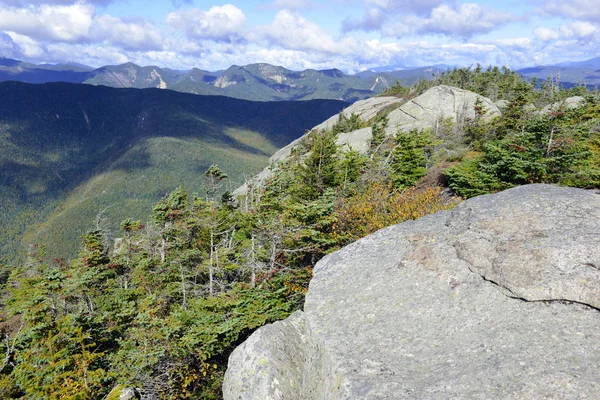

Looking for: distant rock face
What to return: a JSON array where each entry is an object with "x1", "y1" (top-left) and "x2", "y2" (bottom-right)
[
  {"x1": 224, "y1": 185, "x2": 600, "y2": 399},
  {"x1": 385, "y1": 85, "x2": 500, "y2": 135}
]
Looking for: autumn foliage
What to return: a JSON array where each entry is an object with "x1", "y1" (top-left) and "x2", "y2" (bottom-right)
[{"x1": 333, "y1": 184, "x2": 459, "y2": 242}]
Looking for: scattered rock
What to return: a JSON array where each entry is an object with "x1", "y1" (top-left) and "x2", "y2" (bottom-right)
[{"x1": 224, "y1": 184, "x2": 600, "y2": 400}]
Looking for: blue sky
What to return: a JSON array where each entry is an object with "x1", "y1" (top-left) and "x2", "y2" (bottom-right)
[{"x1": 0, "y1": 0, "x2": 598, "y2": 72}]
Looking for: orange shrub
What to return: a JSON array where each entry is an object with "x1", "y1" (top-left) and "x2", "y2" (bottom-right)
[{"x1": 332, "y1": 183, "x2": 460, "y2": 243}]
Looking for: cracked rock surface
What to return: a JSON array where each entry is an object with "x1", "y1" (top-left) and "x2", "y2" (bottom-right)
[
  {"x1": 224, "y1": 185, "x2": 600, "y2": 399},
  {"x1": 385, "y1": 85, "x2": 500, "y2": 135}
]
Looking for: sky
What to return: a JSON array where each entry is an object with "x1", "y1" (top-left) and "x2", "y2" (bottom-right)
[{"x1": 0, "y1": 0, "x2": 598, "y2": 73}]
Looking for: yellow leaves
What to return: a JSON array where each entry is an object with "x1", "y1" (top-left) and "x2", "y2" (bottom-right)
[{"x1": 333, "y1": 183, "x2": 460, "y2": 243}]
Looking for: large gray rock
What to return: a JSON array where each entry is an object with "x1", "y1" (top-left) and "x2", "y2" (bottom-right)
[
  {"x1": 495, "y1": 99, "x2": 510, "y2": 111},
  {"x1": 385, "y1": 85, "x2": 500, "y2": 135},
  {"x1": 311, "y1": 96, "x2": 404, "y2": 133},
  {"x1": 224, "y1": 185, "x2": 600, "y2": 399},
  {"x1": 233, "y1": 97, "x2": 402, "y2": 196},
  {"x1": 541, "y1": 96, "x2": 586, "y2": 115},
  {"x1": 336, "y1": 127, "x2": 373, "y2": 153},
  {"x1": 271, "y1": 96, "x2": 402, "y2": 165}
]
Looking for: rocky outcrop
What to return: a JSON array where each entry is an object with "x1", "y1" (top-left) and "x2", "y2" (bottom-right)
[
  {"x1": 234, "y1": 86, "x2": 500, "y2": 197},
  {"x1": 224, "y1": 184, "x2": 600, "y2": 399},
  {"x1": 233, "y1": 96, "x2": 403, "y2": 196},
  {"x1": 384, "y1": 85, "x2": 500, "y2": 135},
  {"x1": 495, "y1": 99, "x2": 510, "y2": 110},
  {"x1": 541, "y1": 96, "x2": 586, "y2": 114},
  {"x1": 311, "y1": 96, "x2": 405, "y2": 133}
]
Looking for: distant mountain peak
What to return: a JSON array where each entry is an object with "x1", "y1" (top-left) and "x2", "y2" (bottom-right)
[{"x1": 318, "y1": 68, "x2": 345, "y2": 78}]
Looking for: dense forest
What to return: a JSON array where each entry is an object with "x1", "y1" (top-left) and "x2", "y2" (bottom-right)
[
  {"x1": 0, "y1": 66, "x2": 599, "y2": 399},
  {"x1": 0, "y1": 82, "x2": 345, "y2": 264}
]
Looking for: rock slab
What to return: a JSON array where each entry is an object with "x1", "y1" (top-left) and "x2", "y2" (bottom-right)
[
  {"x1": 224, "y1": 184, "x2": 600, "y2": 399},
  {"x1": 234, "y1": 86, "x2": 500, "y2": 197},
  {"x1": 385, "y1": 85, "x2": 500, "y2": 135}
]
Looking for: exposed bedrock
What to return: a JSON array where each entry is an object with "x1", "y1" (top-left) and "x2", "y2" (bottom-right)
[{"x1": 224, "y1": 184, "x2": 600, "y2": 399}]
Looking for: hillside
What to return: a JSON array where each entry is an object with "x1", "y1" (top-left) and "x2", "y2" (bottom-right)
[
  {"x1": 0, "y1": 82, "x2": 346, "y2": 263},
  {"x1": 517, "y1": 57, "x2": 600, "y2": 88},
  {"x1": 0, "y1": 67, "x2": 598, "y2": 399}
]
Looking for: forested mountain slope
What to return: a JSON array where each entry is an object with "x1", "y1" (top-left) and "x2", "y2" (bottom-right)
[
  {"x1": 0, "y1": 82, "x2": 346, "y2": 263},
  {"x1": 0, "y1": 67, "x2": 598, "y2": 399}
]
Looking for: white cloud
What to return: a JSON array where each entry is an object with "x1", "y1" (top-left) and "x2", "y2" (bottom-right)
[
  {"x1": 0, "y1": 3, "x2": 94, "y2": 42},
  {"x1": 4, "y1": 31, "x2": 45, "y2": 58},
  {"x1": 0, "y1": 31, "x2": 21, "y2": 58},
  {"x1": 560, "y1": 21, "x2": 597, "y2": 39},
  {"x1": 540, "y1": 0, "x2": 600, "y2": 22},
  {"x1": 342, "y1": 7, "x2": 386, "y2": 32},
  {"x1": 93, "y1": 15, "x2": 163, "y2": 51},
  {"x1": 384, "y1": 3, "x2": 517, "y2": 38},
  {"x1": 167, "y1": 5, "x2": 247, "y2": 43},
  {"x1": 492, "y1": 38, "x2": 531, "y2": 49},
  {"x1": 259, "y1": 10, "x2": 348, "y2": 54},
  {"x1": 534, "y1": 27, "x2": 560, "y2": 41},
  {"x1": 534, "y1": 22, "x2": 598, "y2": 45}
]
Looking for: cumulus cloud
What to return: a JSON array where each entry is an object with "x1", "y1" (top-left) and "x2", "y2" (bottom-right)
[
  {"x1": 0, "y1": 3, "x2": 94, "y2": 42},
  {"x1": 4, "y1": 31, "x2": 45, "y2": 58},
  {"x1": 383, "y1": 3, "x2": 517, "y2": 38},
  {"x1": 534, "y1": 27, "x2": 560, "y2": 41},
  {"x1": 258, "y1": 10, "x2": 359, "y2": 55},
  {"x1": 0, "y1": 31, "x2": 21, "y2": 58},
  {"x1": 93, "y1": 15, "x2": 163, "y2": 51},
  {"x1": 342, "y1": 8, "x2": 386, "y2": 32},
  {"x1": 534, "y1": 22, "x2": 598, "y2": 44},
  {"x1": 540, "y1": 0, "x2": 600, "y2": 22},
  {"x1": 344, "y1": 0, "x2": 444, "y2": 33},
  {"x1": 559, "y1": 21, "x2": 598, "y2": 39},
  {"x1": 167, "y1": 5, "x2": 247, "y2": 43}
]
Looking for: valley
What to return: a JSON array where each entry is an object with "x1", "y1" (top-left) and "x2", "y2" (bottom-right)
[{"x1": 0, "y1": 81, "x2": 346, "y2": 263}]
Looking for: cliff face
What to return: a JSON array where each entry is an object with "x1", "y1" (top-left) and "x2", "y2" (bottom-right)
[{"x1": 224, "y1": 184, "x2": 600, "y2": 399}]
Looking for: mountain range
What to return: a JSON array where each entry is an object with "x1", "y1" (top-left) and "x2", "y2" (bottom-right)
[
  {"x1": 0, "y1": 58, "x2": 447, "y2": 102},
  {"x1": 2, "y1": 57, "x2": 600, "y2": 102},
  {"x1": 516, "y1": 56, "x2": 600, "y2": 88},
  {"x1": 0, "y1": 81, "x2": 346, "y2": 264}
]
